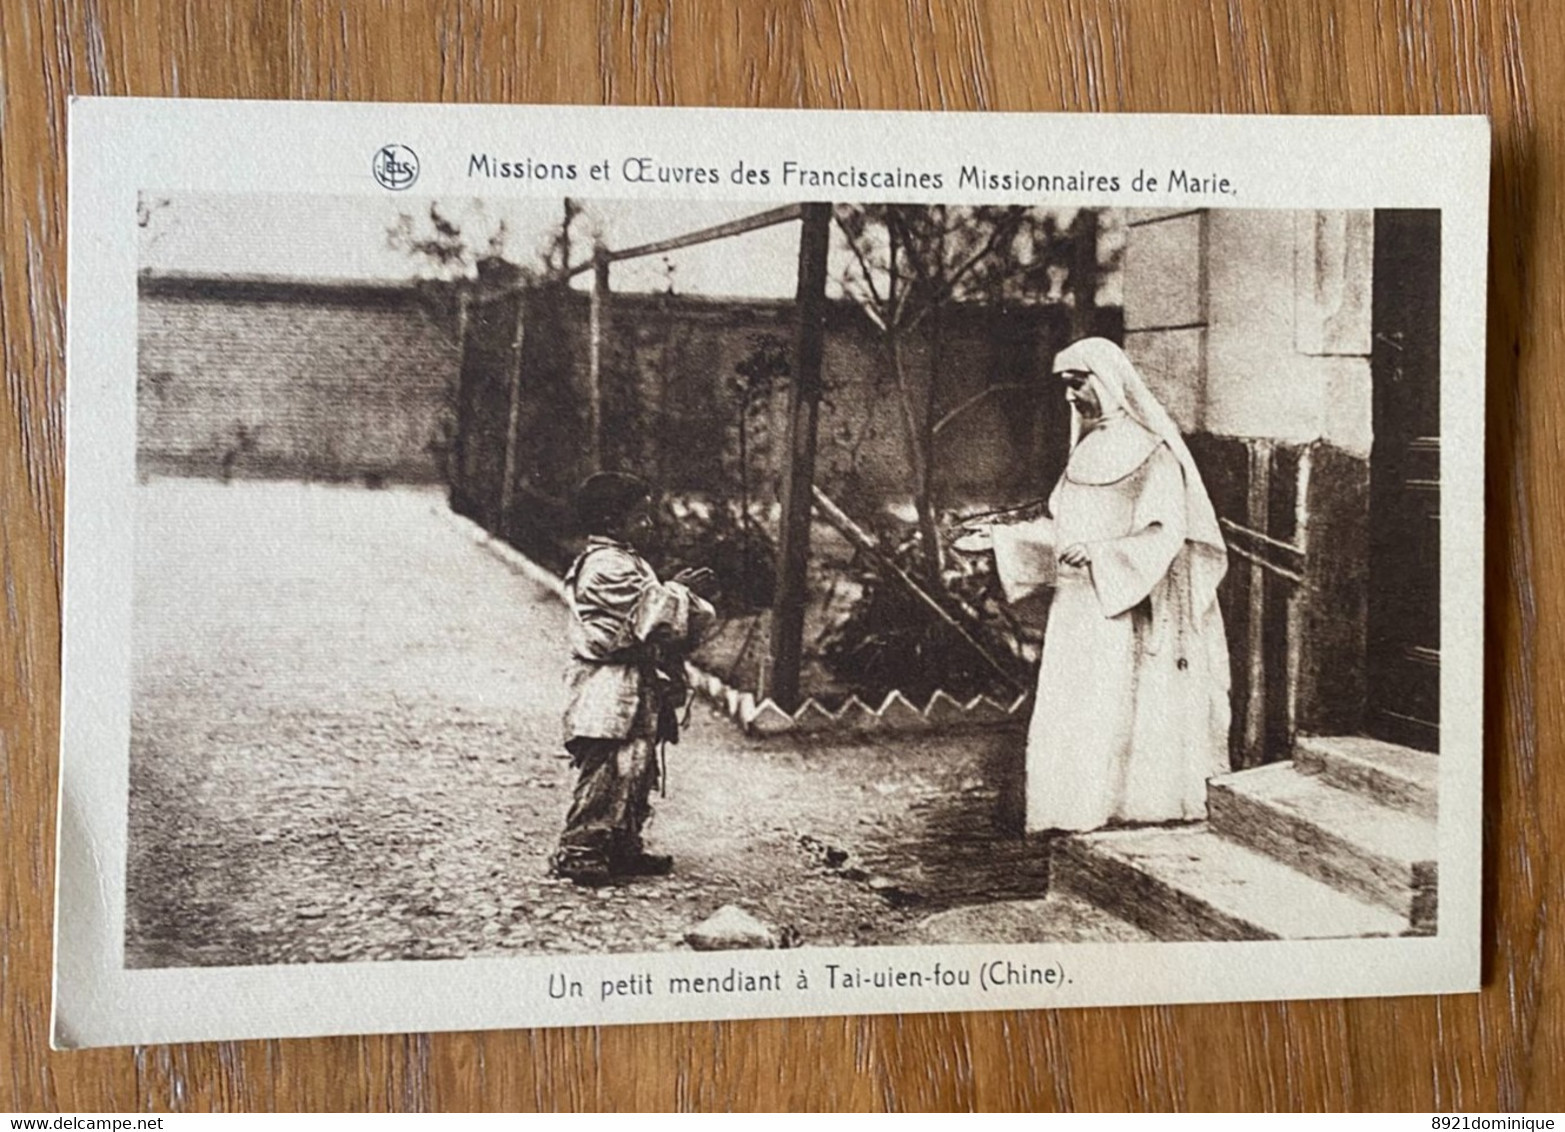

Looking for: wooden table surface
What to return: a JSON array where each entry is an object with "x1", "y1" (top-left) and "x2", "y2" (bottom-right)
[{"x1": 3, "y1": 0, "x2": 1561, "y2": 1113}]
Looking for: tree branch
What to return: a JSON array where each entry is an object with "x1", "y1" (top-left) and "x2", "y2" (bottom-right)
[
  {"x1": 902, "y1": 208, "x2": 1027, "y2": 333},
  {"x1": 930, "y1": 382, "x2": 1032, "y2": 436},
  {"x1": 834, "y1": 208, "x2": 889, "y2": 316}
]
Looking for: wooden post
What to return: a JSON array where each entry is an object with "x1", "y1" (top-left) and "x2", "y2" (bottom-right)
[
  {"x1": 587, "y1": 247, "x2": 609, "y2": 473},
  {"x1": 449, "y1": 288, "x2": 472, "y2": 509},
  {"x1": 766, "y1": 202, "x2": 831, "y2": 711},
  {"x1": 1068, "y1": 208, "x2": 1101, "y2": 339},
  {"x1": 1283, "y1": 445, "x2": 1313, "y2": 751},
  {"x1": 498, "y1": 291, "x2": 526, "y2": 529},
  {"x1": 1241, "y1": 440, "x2": 1273, "y2": 767}
]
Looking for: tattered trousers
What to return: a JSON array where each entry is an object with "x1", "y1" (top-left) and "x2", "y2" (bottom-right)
[{"x1": 555, "y1": 736, "x2": 659, "y2": 869}]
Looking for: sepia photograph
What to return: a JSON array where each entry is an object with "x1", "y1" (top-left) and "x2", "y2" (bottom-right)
[{"x1": 123, "y1": 189, "x2": 1442, "y2": 970}]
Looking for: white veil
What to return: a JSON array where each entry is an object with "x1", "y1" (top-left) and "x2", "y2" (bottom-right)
[{"x1": 1052, "y1": 337, "x2": 1228, "y2": 621}]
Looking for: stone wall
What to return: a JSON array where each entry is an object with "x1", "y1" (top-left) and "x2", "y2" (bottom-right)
[
  {"x1": 500, "y1": 287, "x2": 1088, "y2": 514},
  {"x1": 1124, "y1": 208, "x2": 1375, "y2": 449},
  {"x1": 138, "y1": 274, "x2": 462, "y2": 483}
]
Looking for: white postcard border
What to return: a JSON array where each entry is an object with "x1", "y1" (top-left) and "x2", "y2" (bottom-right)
[{"x1": 55, "y1": 99, "x2": 1490, "y2": 1049}]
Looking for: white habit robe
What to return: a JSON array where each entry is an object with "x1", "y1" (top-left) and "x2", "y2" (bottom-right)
[{"x1": 993, "y1": 416, "x2": 1231, "y2": 833}]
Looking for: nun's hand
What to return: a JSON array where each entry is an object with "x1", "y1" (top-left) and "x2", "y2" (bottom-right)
[{"x1": 1059, "y1": 543, "x2": 1092, "y2": 568}]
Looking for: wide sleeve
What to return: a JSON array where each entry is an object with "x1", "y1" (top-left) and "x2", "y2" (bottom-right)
[
  {"x1": 633, "y1": 580, "x2": 716, "y2": 647},
  {"x1": 681, "y1": 587, "x2": 718, "y2": 644},
  {"x1": 1087, "y1": 445, "x2": 1187, "y2": 618},
  {"x1": 991, "y1": 516, "x2": 1058, "y2": 604},
  {"x1": 571, "y1": 552, "x2": 652, "y2": 660}
]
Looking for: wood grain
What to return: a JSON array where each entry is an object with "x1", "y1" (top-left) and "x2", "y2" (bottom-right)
[{"x1": 3, "y1": 0, "x2": 1560, "y2": 1112}]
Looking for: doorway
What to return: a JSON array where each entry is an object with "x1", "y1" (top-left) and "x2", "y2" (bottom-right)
[{"x1": 1366, "y1": 209, "x2": 1442, "y2": 752}]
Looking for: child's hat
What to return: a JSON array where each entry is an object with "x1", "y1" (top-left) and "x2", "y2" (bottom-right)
[{"x1": 575, "y1": 472, "x2": 653, "y2": 530}]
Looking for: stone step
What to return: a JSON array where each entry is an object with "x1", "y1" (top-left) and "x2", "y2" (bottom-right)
[
  {"x1": 1206, "y1": 762, "x2": 1436, "y2": 931},
  {"x1": 1052, "y1": 824, "x2": 1409, "y2": 941},
  {"x1": 1293, "y1": 734, "x2": 1438, "y2": 820}
]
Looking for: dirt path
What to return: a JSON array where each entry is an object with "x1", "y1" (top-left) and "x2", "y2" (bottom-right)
[{"x1": 126, "y1": 479, "x2": 1070, "y2": 968}]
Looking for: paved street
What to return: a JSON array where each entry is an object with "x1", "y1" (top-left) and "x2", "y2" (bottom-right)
[{"x1": 125, "y1": 479, "x2": 1119, "y2": 969}]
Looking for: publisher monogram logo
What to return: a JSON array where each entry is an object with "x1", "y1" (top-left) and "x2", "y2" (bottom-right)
[{"x1": 372, "y1": 144, "x2": 419, "y2": 190}]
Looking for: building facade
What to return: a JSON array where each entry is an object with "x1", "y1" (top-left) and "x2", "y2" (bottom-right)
[{"x1": 1123, "y1": 208, "x2": 1441, "y2": 761}]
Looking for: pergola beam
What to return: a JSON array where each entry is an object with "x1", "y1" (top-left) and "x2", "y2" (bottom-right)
[{"x1": 565, "y1": 204, "x2": 805, "y2": 277}]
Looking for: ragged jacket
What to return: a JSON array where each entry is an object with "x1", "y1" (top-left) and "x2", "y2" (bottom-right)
[{"x1": 561, "y1": 537, "x2": 715, "y2": 749}]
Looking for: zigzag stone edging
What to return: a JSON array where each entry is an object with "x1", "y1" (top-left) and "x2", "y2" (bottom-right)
[
  {"x1": 730, "y1": 686, "x2": 1033, "y2": 737},
  {"x1": 442, "y1": 506, "x2": 1034, "y2": 738}
]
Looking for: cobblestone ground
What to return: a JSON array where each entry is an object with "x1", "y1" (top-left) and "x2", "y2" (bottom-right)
[{"x1": 126, "y1": 479, "x2": 1085, "y2": 968}]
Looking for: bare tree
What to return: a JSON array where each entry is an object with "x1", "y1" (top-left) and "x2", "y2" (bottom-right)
[
  {"x1": 388, "y1": 203, "x2": 487, "y2": 275},
  {"x1": 833, "y1": 204, "x2": 1096, "y2": 587},
  {"x1": 538, "y1": 198, "x2": 585, "y2": 280}
]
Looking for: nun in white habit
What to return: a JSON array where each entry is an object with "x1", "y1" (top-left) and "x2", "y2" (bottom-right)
[{"x1": 961, "y1": 337, "x2": 1232, "y2": 833}]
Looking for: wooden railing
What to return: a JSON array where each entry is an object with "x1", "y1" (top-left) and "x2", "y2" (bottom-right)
[{"x1": 1219, "y1": 442, "x2": 1313, "y2": 768}]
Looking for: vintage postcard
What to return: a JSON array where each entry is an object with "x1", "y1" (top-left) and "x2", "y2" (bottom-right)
[{"x1": 54, "y1": 100, "x2": 1489, "y2": 1048}]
